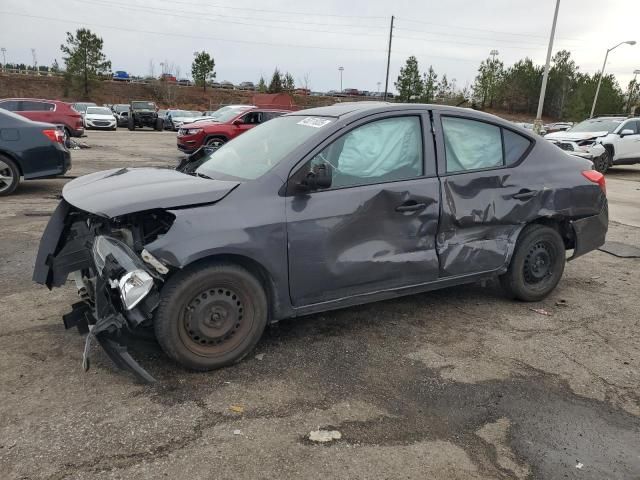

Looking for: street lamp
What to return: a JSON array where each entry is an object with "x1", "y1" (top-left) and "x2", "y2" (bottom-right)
[
  {"x1": 590, "y1": 40, "x2": 636, "y2": 118},
  {"x1": 626, "y1": 69, "x2": 640, "y2": 113},
  {"x1": 338, "y1": 66, "x2": 344, "y2": 93}
]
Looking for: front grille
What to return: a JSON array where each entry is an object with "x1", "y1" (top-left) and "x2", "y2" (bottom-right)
[
  {"x1": 552, "y1": 141, "x2": 574, "y2": 151},
  {"x1": 178, "y1": 129, "x2": 186, "y2": 135},
  {"x1": 93, "y1": 121, "x2": 111, "y2": 126}
]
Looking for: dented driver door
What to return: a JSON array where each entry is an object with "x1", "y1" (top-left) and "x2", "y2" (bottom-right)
[{"x1": 285, "y1": 112, "x2": 440, "y2": 307}]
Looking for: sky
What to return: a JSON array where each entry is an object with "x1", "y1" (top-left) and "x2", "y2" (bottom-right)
[{"x1": 0, "y1": 0, "x2": 638, "y2": 94}]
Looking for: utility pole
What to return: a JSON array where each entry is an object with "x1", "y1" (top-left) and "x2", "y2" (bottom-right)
[
  {"x1": 338, "y1": 66, "x2": 344, "y2": 92},
  {"x1": 31, "y1": 48, "x2": 37, "y2": 71},
  {"x1": 1, "y1": 48, "x2": 6, "y2": 72},
  {"x1": 383, "y1": 15, "x2": 394, "y2": 101},
  {"x1": 534, "y1": 0, "x2": 560, "y2": 134}
]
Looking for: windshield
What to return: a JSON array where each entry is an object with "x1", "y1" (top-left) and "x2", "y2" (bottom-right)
[
  {"x1": 214, "y1": 107, "x2": 252, "y2": 122},
  {"x1": 86, "y1": 107, "x2": 113, "y2": 115},
  {"x1": 171, "y1": 110, "x2": 193, "y2": 117},
  {"x1": 113, "y1": 105, "x2": 129, "y2": 113},
  {"x1": 132, "y1": 101, "x2": 156, "y2": 110},
  {"x1": 197, "y1": 115, "x2": 334, "y2": 180},
  {"x1": 569, "y1": 118, "x2": 622, "y2": 133}
]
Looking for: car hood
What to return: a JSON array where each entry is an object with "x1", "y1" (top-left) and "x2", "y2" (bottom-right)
[
  {"x1": 62, "y1": 167, "x2": 240, "y2": 217},
  {"x1": 172, "y1": 116, "x2": 195, "y2": 122},
  {"x1": 86, "y1": 114, "x2": 115, "y2": 120},
  {"x1": 545, "y1": 130, "x2": 609, "y2": 141}
]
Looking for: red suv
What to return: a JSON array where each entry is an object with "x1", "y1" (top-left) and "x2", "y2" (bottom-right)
[
  {"x1": 177, "y1": 108, "x2": 288, "y2": 153},
  {"x1": 0, "y1": 98, "x2": 84, "y2": 140}
]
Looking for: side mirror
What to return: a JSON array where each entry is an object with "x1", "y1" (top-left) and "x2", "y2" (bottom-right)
[
  {"x1": 232, "y1": 119, "x2": 242, "y2": 125},
  {"x1": 620, "y1": 129, "x2": 635, "y2": 137},
  {"x1": 296, "y1": 163, "x2": 332, "y2": 192}
]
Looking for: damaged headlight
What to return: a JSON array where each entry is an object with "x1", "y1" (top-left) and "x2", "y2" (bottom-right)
[
  {"x1": 92, "y1": 236, "x2": 155, "y2": 310},
  {"x1": 118, "y1": 270, "x2": 154, "y2": 310}
]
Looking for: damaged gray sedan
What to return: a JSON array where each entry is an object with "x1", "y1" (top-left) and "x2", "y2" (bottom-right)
[{"x1": 33, "y1": 103, "x2": 608, "y2": 382}]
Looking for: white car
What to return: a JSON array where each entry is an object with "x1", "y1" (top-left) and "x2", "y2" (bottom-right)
[
  {"x1": 545, "y1": 116, "x2": 640, "y2": 173},
  {"x1": 83, "y1": 106, "x2": 117, "y2": 130}
]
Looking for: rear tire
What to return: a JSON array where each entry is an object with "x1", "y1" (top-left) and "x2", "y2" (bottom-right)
[
  {"x1": 154, "y1": 262, "x2": 268, "y2": 371},
  {"x1": 500, "y1": 224, "x2": 565, "y2": 302},
  {"x1": 128, "y1": 117, "x2": 135, "y2": 131},
  {"x1": 0, "y1": 155, "x2": 20, "y2": 196}
]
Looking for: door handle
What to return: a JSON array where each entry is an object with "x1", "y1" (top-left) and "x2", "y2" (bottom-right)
[
  {"x1": 395, "y1": 202, "x2": 427, "y2": 213},
  {"x1": 512, "y1": 190, "x2": 538, "y2": 200}
]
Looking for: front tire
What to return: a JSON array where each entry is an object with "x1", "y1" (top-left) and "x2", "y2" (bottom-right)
[
  {"x1": 154, "y1": 262, "x2": 268, "y2": 371},
  {"x1": 205, "y1": 136, "x2": 226, "y2": 148},
  {"x1": 593, "y1": 150, "x2": 610, "y2": 174},
  {"x1": 500, "y1": 224, "x2": 565, "y2": 302},
  {"x1": 0, "y1": 155, "x2": 20, "y2": 196},
  {"x1": 128, "y1": 117, "x2": 135, "y2": 131},
  {"x1": 155, "y1": 118, "x2": 163, "y2": 131}
]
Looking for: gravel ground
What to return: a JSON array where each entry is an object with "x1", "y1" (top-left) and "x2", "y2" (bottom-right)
[{"x1": 1, "y1": 130, "x2": 639, "y2": 480}]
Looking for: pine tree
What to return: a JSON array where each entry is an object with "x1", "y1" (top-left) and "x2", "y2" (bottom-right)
[
  {"x1": 395, "y1": 56, "x2": 423, "y2": 103},
  {"x1": 421, "y1": 65, "x2": 438, "y2": 103},
  {"x1": 283, "y1": 72, "x2": 295, "y2": 91},
  {"x1": 60, "y1": 28, "x2": 111, "y2": 95},
  {"x1": 191, "y1": 51, "x2": 216, "y2": 92},
  {"x1": 268, "y1": 68, "x2": 283, "y2": 93},
  {"x1": 257, "y1": 76, "x2": 267, "y2": 93}
]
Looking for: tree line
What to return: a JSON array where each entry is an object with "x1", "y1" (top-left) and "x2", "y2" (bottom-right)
[{"x1": 396, "y1": 51, "x2": 636, "y2": 120}]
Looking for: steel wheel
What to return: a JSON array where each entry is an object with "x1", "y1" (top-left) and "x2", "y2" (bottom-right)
[
  {"x1": 523, "y1": 241, "x2": 556, "y2": 290},
  {"x1": 178, "y1": 286, "x2": 250, "y2": 357}
]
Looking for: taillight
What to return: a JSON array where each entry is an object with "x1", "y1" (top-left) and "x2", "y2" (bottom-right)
[
  {"x1": 582, "y1": 170, "x2": 606, "y2": 195},
  {"x1": 42, "y1": 129, "x2": 64, "y2": 144}
]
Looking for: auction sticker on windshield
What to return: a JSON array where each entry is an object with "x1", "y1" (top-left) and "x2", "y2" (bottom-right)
[{"x1": 297, "y1": 117, "x2": 332, "y2": 128}]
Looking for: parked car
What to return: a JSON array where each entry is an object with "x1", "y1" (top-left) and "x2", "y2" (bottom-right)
[
  {"x1": 545, "y1": 116, "x2": 640, "y2": 173},
  {"x1": 238, "y1": 81, "x2": 255, "y2": 91},
  {"x1": 71, "y1": 102, "x2": 97, "y2": 116},
  {"x1": 112, "y1": 71, "x2": 130, "y2": 82},
  {"x1": 84, "y1": 106, "x2": 117, "y2": 130},
  {"x1": 33, "y1": 103, "x2": 608, "y2": 381},
  {"x1": 164, "y1": 110, "x2": 199, "y2": 131},
  {"x1": 127, "y1": 100, "x2": 163, "y2": 131},
  {"x1": 0, "y1": 109, "x2": 70, "y2": 196},
  {"x1": 177, "y1": 107, "x2": 287, "y2": 153},
  {"x1": 220, "y1": 81, "x2": 234, "y2": 89},
  {"x1": 157, "y1": 109, "x2": 167, "y2": 121},
  {"x1": 112, "y1": 104, "x2": 130, "y2": 127},
  {"x1": 0, "y1": 98, "x2": 84, "y2": 140},
  {"x1": 343, "y1": 88, "x2": 360, "y2": 96},
  {"x1": 177, "y1": 79, "x2": 193, "y2": 87},
  {"x1": 160, "y1": 73, "x2": 177, "y2": 83},
  {"x1": 512, "y1": 122, "x2": 547, "y2": 136}
]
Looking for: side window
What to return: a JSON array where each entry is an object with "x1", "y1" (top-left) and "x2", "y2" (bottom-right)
[
  {"x1": 263, "y1": 112, "x2": 283, "y2": 121},
  {"x1": 21, "y1": 101, "x2": 46, "y2": 111},
  {"x1": 0, "y1": 100, "x2": 19, "y2": 111},
  {"x1": 442, "y1": 117, "x2": 503, "y2": 172},
  {"x1": 503, "y1": 129, "x2": 532, "y2": 165},
  {"x1": 301, "y1": 116, "x2": 423, "y2": 189}
]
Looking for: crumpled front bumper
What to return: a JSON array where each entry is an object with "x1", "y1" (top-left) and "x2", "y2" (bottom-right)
[{"x1": 33, "y1": 200, "x2": 161, "y2": 383}]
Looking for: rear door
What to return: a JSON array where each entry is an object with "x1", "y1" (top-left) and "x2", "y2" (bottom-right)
[
  {"x1": 432, "y1": 110, "x2": 534, "y2": 277},
  {"x1": 286, "y1": 111, "x2": 440, "y2": 306}
]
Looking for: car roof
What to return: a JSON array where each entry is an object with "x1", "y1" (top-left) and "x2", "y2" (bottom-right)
[
  {"x1": 2, "y1": 97, "x2": 67, "y2": 104},
  {"x1": 286, "y1": 102, "x2": 497, "y2": 121}
]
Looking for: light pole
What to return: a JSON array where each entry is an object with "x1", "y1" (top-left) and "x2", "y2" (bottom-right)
[
  {"x1": 488, "y1": 50, "x2": 499, "y2": 108},
  {"x1": 1, "y1": 48, "x2": 6, "y2": 72},
  {"x1": 590, "y1": 40, "x2": 636, "y2": 118},
  {"x1": 377, "y1": 81, "x2": 381, "y2": 93},
  {"x1": 533, "y1": 0, "x2": 560, "y2": 134},
  {"x1": 338, "y1": 66, "x2": 344, "y2": 92},
  {"x1": 626, "y1": 69, "x2": 640, "y2": 113}
]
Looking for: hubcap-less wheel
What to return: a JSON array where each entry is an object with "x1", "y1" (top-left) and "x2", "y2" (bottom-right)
[
  {"x1": 178, "y1": 287, "x2": 251, "y2": 357},
  {"x1": 0, "y1": 159, "x2": 15, "y2": 194},
  {"x1": 524, "y1": 241, "x2": 553, "y2": 284}
]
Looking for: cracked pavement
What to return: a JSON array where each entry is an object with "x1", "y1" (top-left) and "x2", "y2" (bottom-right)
[{"x1": 1, "y1": 130, "x2": 639, "y2": 479}]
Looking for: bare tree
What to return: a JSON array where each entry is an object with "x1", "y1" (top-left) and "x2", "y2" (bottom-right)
[{"x1": 298, "y1": 72, "x2": 311, "y2": 90}]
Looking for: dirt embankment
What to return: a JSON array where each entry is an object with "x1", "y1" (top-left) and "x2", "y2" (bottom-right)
[{"x1": 0, "y1": 74, "x2": 335, "y2": 110}]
